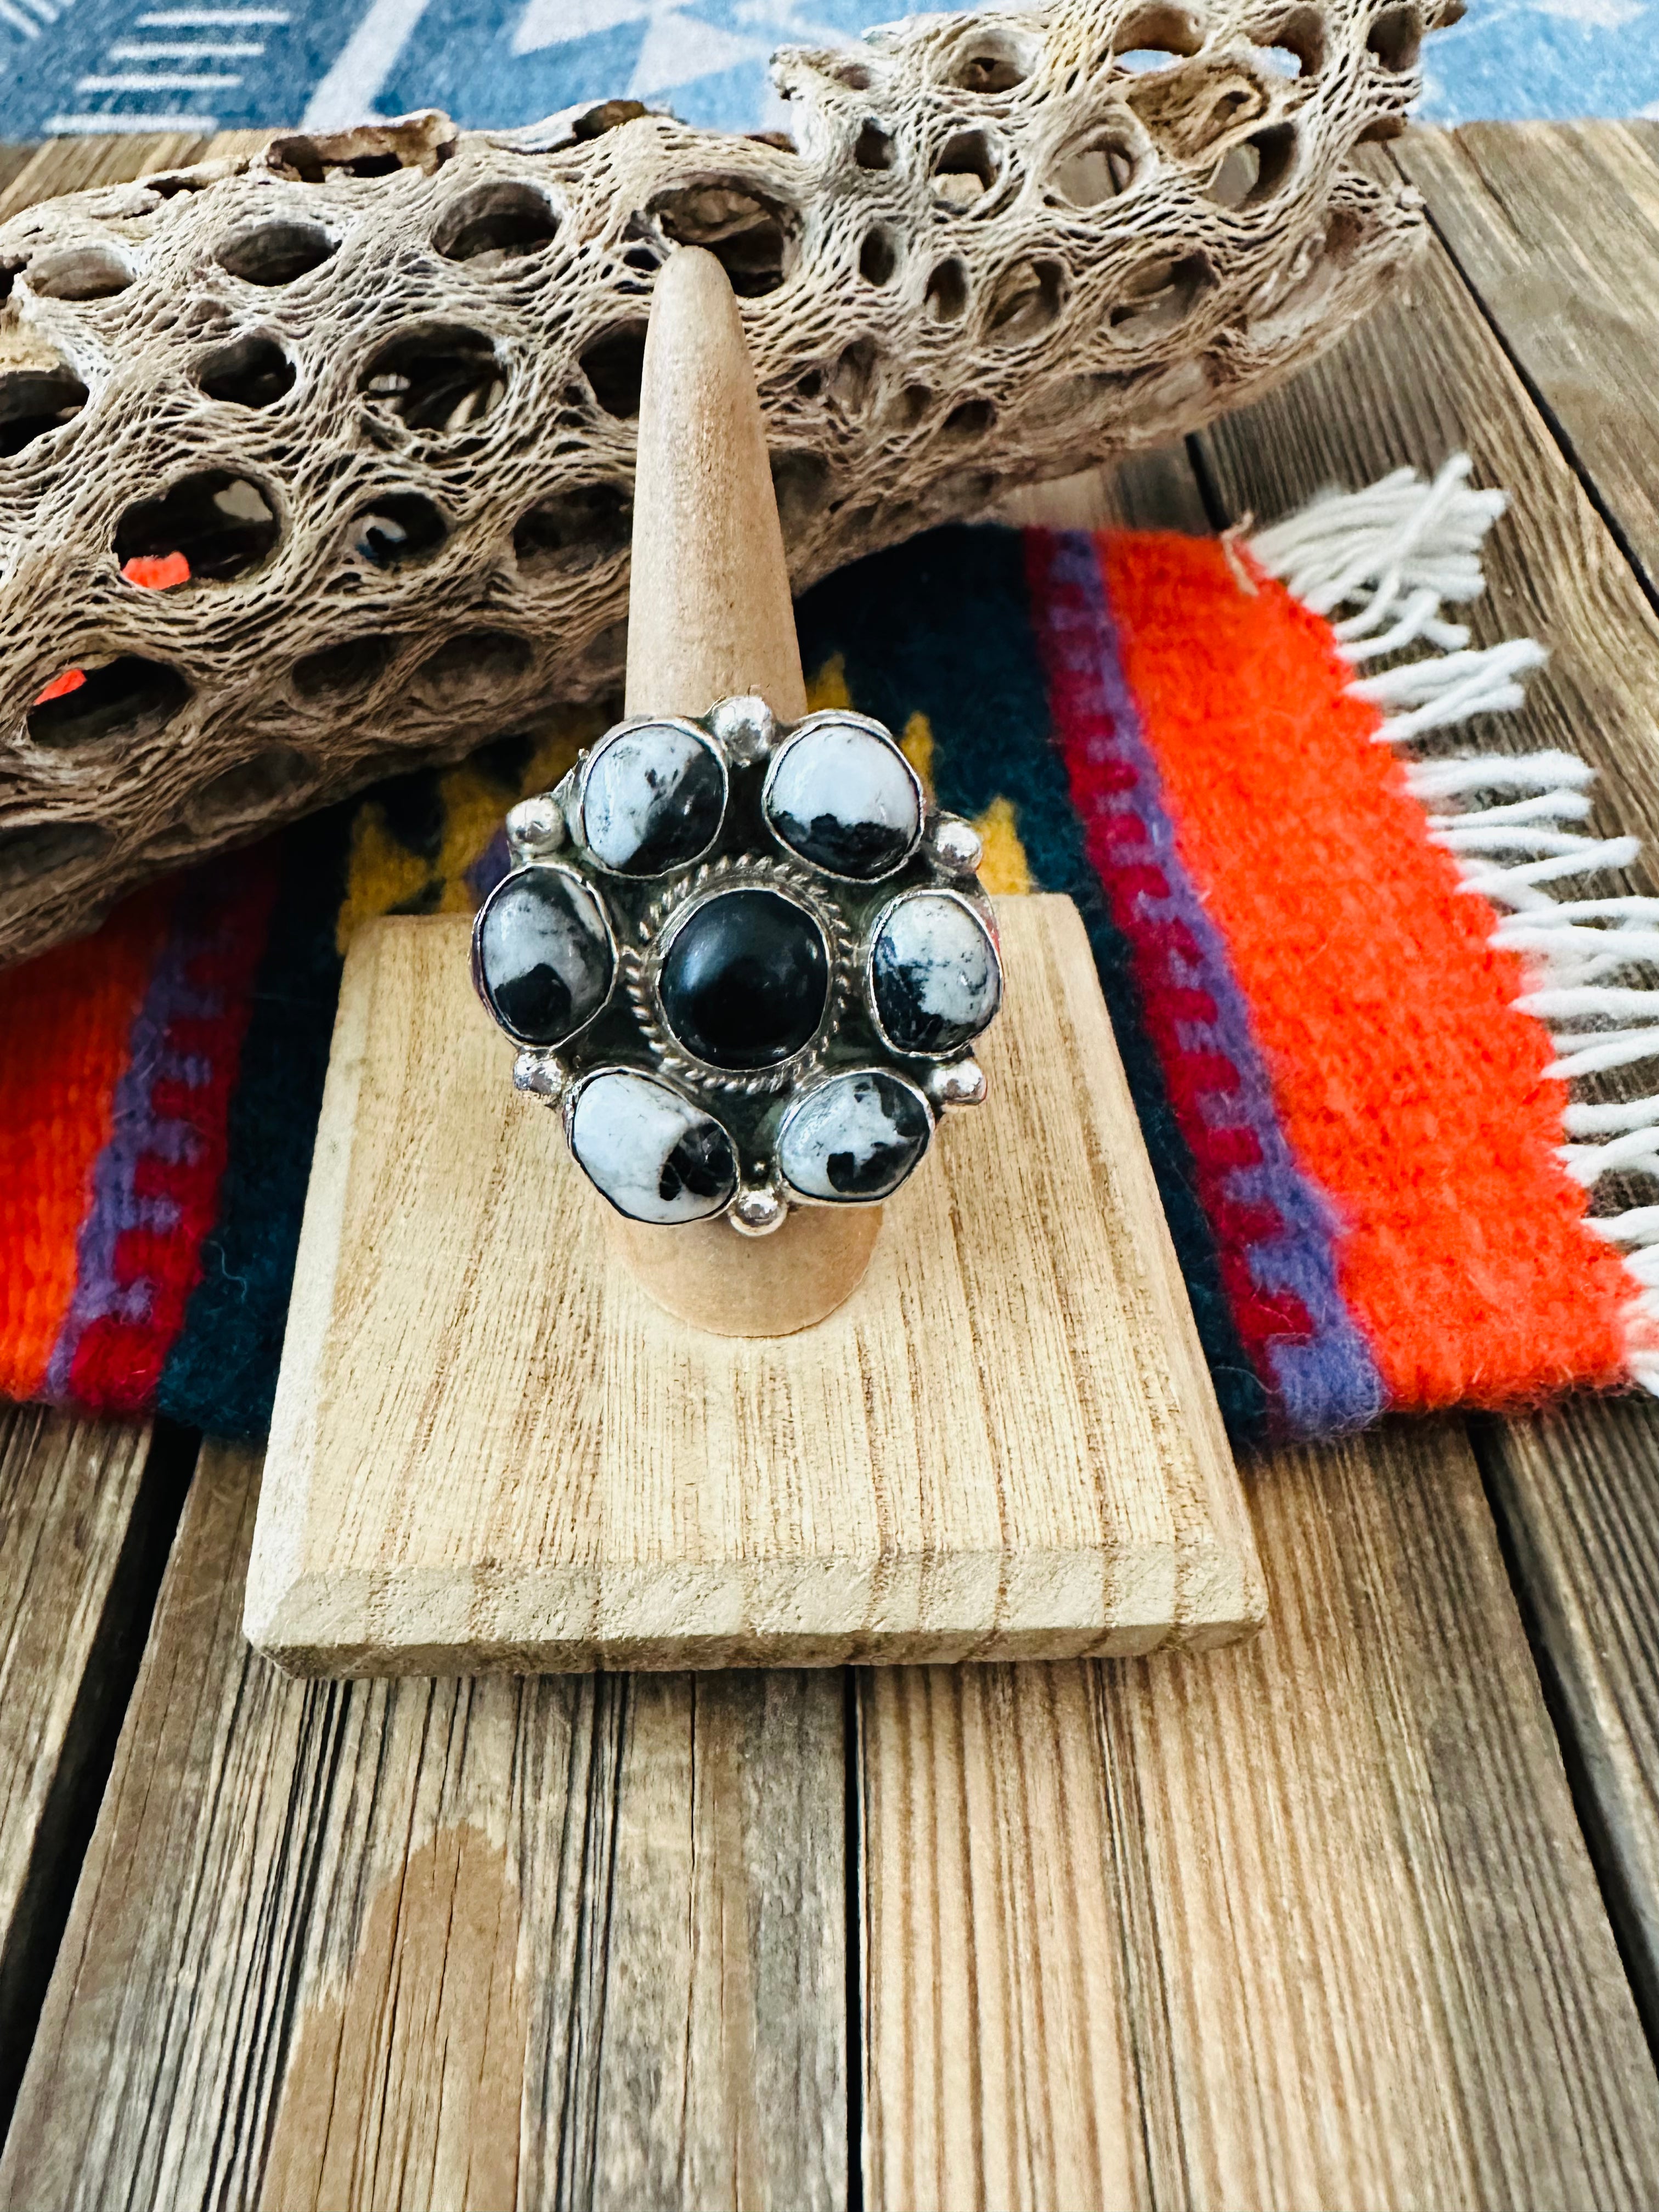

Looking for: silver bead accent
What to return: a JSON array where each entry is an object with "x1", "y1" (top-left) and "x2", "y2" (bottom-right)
[
  {"x1": 929, "y1": 814, "x2": 984, "y2": 874},
  {"x1": 729, "y1": 1183, "x2": 788, "y2": 1235},
  {"x1": 506, "y1": 794, "x2": 567, "y2": 861},
  {"x1": 709, "y1": 693, "x2": 776, "y2": 765},
  {"x1": 512, "y1": 1047, "x2": 568, "y2": 1104},
  {"x1": 927, "y1": 1057, "x2": 988, "y2": 1109}
]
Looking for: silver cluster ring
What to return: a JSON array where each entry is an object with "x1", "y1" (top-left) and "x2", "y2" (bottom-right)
[{"x1": 472, "y1": 694, "x2": 1003, "y2": 1233}]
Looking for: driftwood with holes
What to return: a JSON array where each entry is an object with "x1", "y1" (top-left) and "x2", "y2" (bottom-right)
[{"x1": 0, "y1": 0, "x2": 1458, "y2": 967}]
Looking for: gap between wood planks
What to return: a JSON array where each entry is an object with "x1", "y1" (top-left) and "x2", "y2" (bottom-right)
[
  {"x1": 0, "y1": 1412, "x2": 198, "y2": 2140},
  {"x1": 1198, "y1": 123, "x2": 1659, "y2": 2103}
]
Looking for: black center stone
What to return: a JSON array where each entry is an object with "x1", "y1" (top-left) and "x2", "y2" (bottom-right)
[{"x1": 659, "y1": 888, "x2": 829, "y2": 1070}]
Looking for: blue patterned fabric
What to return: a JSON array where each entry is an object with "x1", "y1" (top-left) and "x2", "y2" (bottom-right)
[{"x1": 1, "y1": 0, "x2": 1653, "y2": 148}]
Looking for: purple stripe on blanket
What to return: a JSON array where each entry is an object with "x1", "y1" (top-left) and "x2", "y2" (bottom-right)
[
  {"x1": 44, "y1": 881, "x2": 227, "y2": 1399},
  {"x1": 1051, "y1": 528, "x2": 1385, "y2": 1437}
]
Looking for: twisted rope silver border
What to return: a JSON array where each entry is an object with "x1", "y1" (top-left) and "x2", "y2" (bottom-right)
[{"x1": 622, "y1": 853, "x2": 856, "y2": 1098}]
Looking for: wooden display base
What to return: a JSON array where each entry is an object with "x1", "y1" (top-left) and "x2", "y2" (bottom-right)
[{"x1": 244, "y1": 895, "x2": 1265, "y2": 1675}]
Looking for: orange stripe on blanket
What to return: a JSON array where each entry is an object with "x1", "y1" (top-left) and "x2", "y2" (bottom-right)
[
  {"x1": 1101, "y1": 529, "x2": 1631, "y2": 1408},
  {"x1": 0, "y1": 887, "x2": 174, "y2": 1400}
]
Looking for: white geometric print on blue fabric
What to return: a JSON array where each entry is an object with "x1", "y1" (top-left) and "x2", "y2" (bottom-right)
[
  {"x1": 1418, "y1": 0, "x2": 1659, "y2": 126},
  {"x1": 1250, "y1": 452, "x2": 1659, "y2": 1392},
  {"x1": 5, "y1": 0, "x2": 1656, "y2": 143}
]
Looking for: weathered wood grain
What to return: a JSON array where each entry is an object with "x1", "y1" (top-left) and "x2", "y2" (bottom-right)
[
  {"x1": 999, "y1": 443, "x2": 1213, "y2": 536},
  {"x1": 861, "y1": 1422, "x2": 1659, "y2": 2211},
  {"x1": 1480, "y1": 1401, "x2": 1659, "y2": 2035},
  {"x1": 1197, "y1": 133, "x2": 1659, "y2": 2064},
  {"x1": 0, "y1": 134, "x2": 212, "y2": 222},
  {"x1": 246, "y1": 897, "x2": 1257, "y2": 1674},
  {"x1": 1197, "y1": 142, "x2": 1659, "y2": 865},
  {"x1": 1393, "y1": 123, "x2": 1659, "y2": 605},
  {"x1": 2, "y1": 1442, "x2": 847, "y2": 2210},
  {"x1": 0, "y1": 1409, "x2": 160, "y2": 2118}
]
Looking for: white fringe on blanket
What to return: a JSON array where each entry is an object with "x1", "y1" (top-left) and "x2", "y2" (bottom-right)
[{"x1": 1249, "y1": 452, "x2": 1659, "y2": 1394}]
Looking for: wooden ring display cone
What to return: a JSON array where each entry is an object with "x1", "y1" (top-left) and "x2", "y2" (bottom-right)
[
  {"x1": 243, "y1": 250, "x2": 1264, "y2": 1677},
  {"x1": 603, "y1": 244, "x2": 879, "y2": 1338}
]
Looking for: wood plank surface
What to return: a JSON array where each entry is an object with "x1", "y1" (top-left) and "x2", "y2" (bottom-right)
[
  {"x1": 1000, "y1": 443, "x2": 1213, "y2": 536},
  {"x1": 246, "y1": 898, "x2": 1257, "y2": 1674},
  {"x1": 1198, "y1": 128, "x2": 1659, "y2": 2061},
  {"x1": 1393, "y1": 123, "x2": 1659, "y2": 605},
  {"x1": 2, "y1": 1442, "x2": 847, "y2": 2210},
  {"x1": 1200, "y1": 142, "x2": 1659, "y2": 864},
  {"x1": 1480, "y1": 1401, "x2": 1659, "y2": 2033},
  {"x1": 857, "y1": 145, "x2": 1659, "y2": 2210},
  {"x1": 0, "y1": 1410, "x2": 162, "y2": 2120},
  {"x1": 0, "y1": 135, "x2": 212, "y2": 221},
  {"x1": 860, "y1": 1423, "x2": 1659, "y2": 2211}
]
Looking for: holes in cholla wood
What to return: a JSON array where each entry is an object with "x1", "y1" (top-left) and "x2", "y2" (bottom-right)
[
  {"x1": 771, "y1": 450, "x2": 831, "y2": 537},
  {"x1": 1109, "y1": 251, "x2": 1214, "y2": 337},
  {"x1": 26, "y1": 657, "x2": 190, "y2": 749},
  {"x1": 1324, "y1": 206, "x2": 1367, "y2": 263},
  {"x1": 514, "y1": 482, "x2": 633, "y2": 573},
  {"x1": 433, "y1": 182, "x2": 560, "y2": 267},
  {"x1": 892, "y1": 383, "x2": 932, "y2": 428},
  {"x1": 292, "y1": 634, "x2": 392, "y2": 701},
  {"x1": 941, "y1": 397, "x2": 995, "y2": 442},
  {"x1": 943, "y1": 28, "x2": 1035, "y2": 94},
  {"x1": 1207, "y1": 122, "x2": 1298, "y2": 208},
  {"x1": 411, "y1": 629, "x2": 533, "y2": 709},
  {"x1": 187, "y1": 744, "x2": 312, "y2": 831},
  {"x1": 932, "y1": 128, "x2": 1005, "y2": 211},
  {"x1": 146, "y1": 171, "x2": 215, "y2": 200},
  {"x1": 0, "y1": 819, "x2": 109, "y2": 891},
  {"x1": 579, "y1": 323, "x2": 647, "y2": 419},
  {"x1": 854, "y1": 120, "x2": 896, "y2": 172},
  {"x1": 361, "y1": 324, "x2": 506, "y2": 434},
  {"x1": 116, "y1": 472, "x2": 279, "y2": 586},
  {"x1": 1049, "y1": 126, "x2": 1141, "y2": 205},
  {"x1": 196, "y1": 332, "x2": 296, "y2": 408},
  {"x1": 924, "y1": 258, "x2": 968, "y2": 322},
  {"x1": 859, "y1": 226, "x2": 899, "y2": 286},
  {"x1": 986, "y1": 258, "x2": 1065, "y2": 342},
  {"x1": 347, "y1": 492, "x2": 447, "y2": 569},
  {"x1": 650, "y1": 181, "x2": 797, "y2": 297},
  {"x1": 26, "y1": 244, "x2": 133, "y2": 301},
  {"x1": 216, "y1": 219, "x2": 336, "y2": 287},
  {"x1": 265, "y1": 115, "x2": 456, "y2": 180},
  {"x1": 1367, "y1": 3, "x2": 1422, "y2": 70},
  {"x1": 0, "y1": 368, "x2": 88, "y2": 456},
  {"x1": 1110, "y1": 2, "x2": 1207, "y2": 66},
  {"x1": 572, "y1": 100, "x2": 649, "y2": 140},
  {"x1": 829, "y1": 336, "x2": 877, "y2": 414},
  {"x1": 1249, "y1": 5, "x2": 1328, "y2": 76}
]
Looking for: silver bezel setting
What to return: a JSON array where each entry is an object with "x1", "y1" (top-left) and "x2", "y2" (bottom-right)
[
  {"x1": 760, "y1": 708, "x2": 927, "y2": 884},
  {"x1": 573, "y1": 713, "x2": 729, "y2": 879},
  {"x1": 561, "y1": 1061, "x2": 740, "y2": 1225},
  {"x1": 624, "y1": 853, "x2": 854, "y2": 1097},
  {"x1": 775, "y1": 1064, "x2": 937, "y2": 1207},
  {"x1": 864, "y1": 883, "x2": 1003, "y2": 1062},
  {"x1": 477, "y1": 693, "x2": 1002, "y2": 1231},
  {"x1": 471, "y1": 858, "x2": 620, "y2": 1051}
]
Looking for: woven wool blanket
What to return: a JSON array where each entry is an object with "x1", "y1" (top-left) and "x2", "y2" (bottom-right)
[{"x1": 4, "y1": 458, "x2": 1655, "y2": 1448}]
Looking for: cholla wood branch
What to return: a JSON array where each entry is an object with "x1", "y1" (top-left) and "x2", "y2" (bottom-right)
[{"x1": 0, "y1": 0, "x2": 1454, "y2": 964}]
